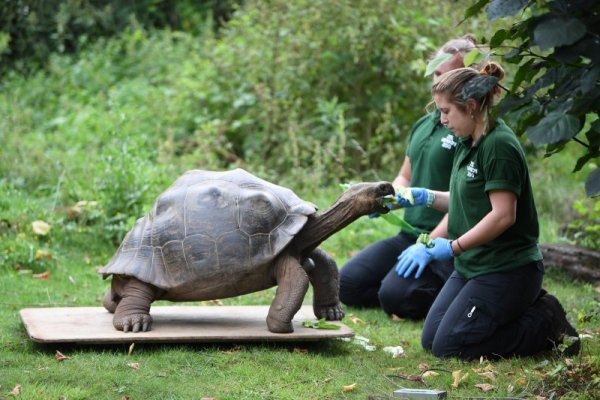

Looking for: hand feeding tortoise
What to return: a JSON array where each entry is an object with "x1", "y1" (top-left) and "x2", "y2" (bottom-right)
[{"x1": 99, "y1": 168, "x2": 394, "y2": 333}]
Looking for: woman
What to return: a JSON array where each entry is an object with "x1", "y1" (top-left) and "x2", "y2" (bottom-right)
[
  {"x1": 338, "y1": 34, "x2": 479, "y2": 319},
  {"x1": 395, "y1": 62, "x2": 580, "y2": 359}
]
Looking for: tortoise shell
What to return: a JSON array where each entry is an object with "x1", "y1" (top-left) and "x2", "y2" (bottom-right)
[{"x1": 99, "y1": 169, "x2": 317, "y2": 291}]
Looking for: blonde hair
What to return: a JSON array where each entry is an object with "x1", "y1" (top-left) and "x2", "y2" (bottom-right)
[{"x1": 431, "y1": 62, "x2": 505, "y2": 133}]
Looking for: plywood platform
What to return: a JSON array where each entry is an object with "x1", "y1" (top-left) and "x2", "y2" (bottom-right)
[{"x1": 20, "y1": 305, "x2": 354, "y2": 344}]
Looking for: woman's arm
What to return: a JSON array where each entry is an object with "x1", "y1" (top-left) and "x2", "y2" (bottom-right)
[
  {"x1": 392, "y1": 156, "x2": 411, "y2": 189},
  {"x1": 451, "y1": 190, "x2": 517, "y2": 255}
]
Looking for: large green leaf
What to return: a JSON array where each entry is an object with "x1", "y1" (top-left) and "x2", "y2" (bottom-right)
[
  {"x1": 424, "y1": 53, "x2": 452, "y2": 77},
  {"x1": 489, "y1": 29, "x2": 510, "y2": 48},
  {"x1": 581, "y1": 66, "x2": 600, "y2": 94},
  {"x1": 464, "y1": 0, "x2": 491, "y2": 19},
  {"x1": 585, "y1": 167, "x2": 600, "y2": 197},
  {"x1": 463, "y1": 49, "x2": 489, "y2": 68},
  {"x1": 486, "y1": 0, "x2": 527, "y2": 21},
  {"x1": 525, "y1": 111, "x2": 581, "y2": 145},
  {"x1": 533, "y1": 16, "x2": 587, "y2": 50}
]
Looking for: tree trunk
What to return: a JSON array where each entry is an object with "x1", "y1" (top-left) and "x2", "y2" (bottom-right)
[{"x1": 540, "y1": 243, "x2": 600, "y2": 283}]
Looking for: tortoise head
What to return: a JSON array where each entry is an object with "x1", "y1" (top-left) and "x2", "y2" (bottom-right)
[{"x1": 337, "y1": 181, "x2": 395, "y2": 216}]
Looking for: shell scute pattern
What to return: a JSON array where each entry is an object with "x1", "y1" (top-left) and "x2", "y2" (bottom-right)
[{"x1": 100, "y1": 169, "x2": 317, "y2": 291}]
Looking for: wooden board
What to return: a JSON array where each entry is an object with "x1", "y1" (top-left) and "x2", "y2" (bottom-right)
[{"x1": 19, "y1": 305, "x2": 354, "y2": 344}]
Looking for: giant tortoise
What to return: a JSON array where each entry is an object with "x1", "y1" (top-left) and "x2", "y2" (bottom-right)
[{"x1": 99, "y1": 168, "x2": 394, "y2": 333}]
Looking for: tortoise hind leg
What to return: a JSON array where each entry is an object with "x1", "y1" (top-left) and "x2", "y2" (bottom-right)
[
  {"x1": 267, "y1": 253, "x2": 309, "y2": 333},
  {"x1": 102, "y1": 289, "x2": 120, "y2": 313},
  {"x1": 306, "y1": 248, "x2": 344, "y2": 321},
  {"x1": 110, "y1": 276, "x2": 159, "y2": 333}
]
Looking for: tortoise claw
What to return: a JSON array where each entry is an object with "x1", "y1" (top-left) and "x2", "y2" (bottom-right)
[
  {"x1": 314, "y1": 304, "x2": 345, "y2": 321},
  {"x1": 114, "y1": 313, "x2": 153, "y2": 333}
]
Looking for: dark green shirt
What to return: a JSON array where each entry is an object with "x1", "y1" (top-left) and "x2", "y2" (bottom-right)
[
  {"x1": 404, "y1": 110, "x2": 457, "y2": 236},
  {"x1": 449, "y1": 119, "x2": 542, "y2": 279}
]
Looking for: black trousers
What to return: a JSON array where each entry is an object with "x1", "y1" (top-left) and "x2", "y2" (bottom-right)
[
  {"x1": 339, "y1": 233, "x2": 453, "y2": 319},
  {"x1": 422, "y1": 261, "x2": 551, "y2": 359}
]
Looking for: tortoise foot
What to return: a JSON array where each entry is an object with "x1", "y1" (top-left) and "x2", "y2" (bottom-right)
[
  {"x1": 113, "y1": 312, "x2": 153, "y2": 333},
  {"x1": 266, "y1": 315, "x2": 293, "y2": 333},
  {"x1": 314, "y1": 303, "x2": 344, "y2": 321}
]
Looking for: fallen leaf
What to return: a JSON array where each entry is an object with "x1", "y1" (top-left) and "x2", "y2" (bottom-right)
[
  {"x1": 422, "y1": 371, "x2": 439, "y2": 379},
  {"x1": 391, "y1": 314, "x2": 404, "y2": 321},
  {"x1": 128, "y1": 343, "x2": 135, "y2": 356},
  {"x1": 347, "y1": 314, "x2": 365, "y2": 325},
  {"x1": 35, "y1": 249, "x2": 53, "y2": 260},
  {"x1": 507, "y1": 384, "x2": 514, "y2": 393},
  {"x1": 475, "y1": 383, "x2": 496, "y2": 392},
  {"x1": 10, "y1": 384, "x2": 21, "y2": 396},
  {"x1": 515, "y1": 376, "x2": 527, "y2": 385},
  {"x1": 55, "y1": 350, "x2": 70, "y2": 361},
  {"x1": 32, "y1": 220, "x2": 51, "y2": 236},
  {"x1": 200, "y1": 398, "x2": 216, "y2": 400},
  {"x1": 293, "y1": 347, "x2": 308, "y2": 354},
  {"x1": 208, "y1": 299, "x2": 224, "y2": 306},
  {"x1": 32, "y1": 271, "x2": 50, "y2": 280},
  {"x1": 323, "y1": 377, "x2": 333, "y2": 383},
  {"x1": 595, "y1": 284, "x2": 600, "y2": 294},
  {"x1": 417, "y1": 363, "x2": 430, "y2": 371},
  {"x1": 452, "y1": 370, "x2": 469, "y2": 388},
  {"x1": 476, "y1": 371, "x2": 497, "y2": 381},
  {"x1": 120, "y1": 396, "x2": 129, "y2": 400},
  {"x1": 127, "y1": 363, "x2": 140, "y2": 370},
  {"x1": 342, "y1": 383, "x2": 356, "y2": 392},
  {"x1": 564, "y1": 358, "x2": 574, "y2": 367}
]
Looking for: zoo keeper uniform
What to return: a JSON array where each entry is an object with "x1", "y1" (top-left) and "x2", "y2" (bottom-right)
[
  {"x1": 339, "y1": 110, "x2": 455, "y2": 319},
  {"x1": 421, "y1": 119, "x2": 553, "y2": 359}
]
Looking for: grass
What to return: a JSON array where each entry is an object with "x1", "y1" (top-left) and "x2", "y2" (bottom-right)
[
  {"x1": 1, "y1": 205, "x2": 599, "y2": 399},
  {"x1": 0, "y1": 18, "x2": 598, "y2": 399}
]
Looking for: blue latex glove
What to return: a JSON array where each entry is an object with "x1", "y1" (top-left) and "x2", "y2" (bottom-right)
[
  {"x1": 396, "y1": 187, "x2": 429, "y2": 208},
  {"x1": 395, "y1": 243, "x2": 432, "y2": 279},
  {"x1": 425, "y1": 238, "x2": 454, "y2": 261}
]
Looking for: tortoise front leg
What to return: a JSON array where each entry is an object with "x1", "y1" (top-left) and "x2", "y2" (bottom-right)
[
  {"x1": 306, "y1": 248, "x2": 344, "y2": 321},
  {"x1": 267, "y1": 254, "x2": 309, "y2": 333},
  {"x1": 110, "y1": 276, "x2": 158, "y2": 333}
]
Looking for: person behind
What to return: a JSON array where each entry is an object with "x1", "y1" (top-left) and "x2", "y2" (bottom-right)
[
  {"x1": 394, "y1": 62, "x2": 580, "y2": 359},
  {"x1": 338, "y1": 35, "x2": 478, "y2": 319}
]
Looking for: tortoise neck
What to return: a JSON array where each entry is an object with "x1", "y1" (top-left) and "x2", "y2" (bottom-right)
[{"x1": 295, "y1": 199, "x2": 356, "y2": 255}]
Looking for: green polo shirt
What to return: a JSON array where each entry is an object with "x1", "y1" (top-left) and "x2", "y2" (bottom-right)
[
  {"x1": 404, "y1": 110, "x2": 457, "y2": 236},
  {"x1": 448, "y1": 119, "x2": 542, "y2": 279}
]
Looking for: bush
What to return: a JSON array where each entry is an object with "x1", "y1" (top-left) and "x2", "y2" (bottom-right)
[{"x1": 198, "y1": 0, "x2": 487, "y2": 185}]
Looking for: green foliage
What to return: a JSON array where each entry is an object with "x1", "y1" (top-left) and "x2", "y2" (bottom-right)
[
  {"x1": 564, "y1": 198, "x2": 600, "y2": 249},
  {"x1": 202, "y1": 0, "x2": 491, "y2": 185},
  {"x1": 0, "y1": 0, "x2": 213, "y2": 73},
  {"x1": 465, "y1": 0, "x2": 600, "y2": 196}
]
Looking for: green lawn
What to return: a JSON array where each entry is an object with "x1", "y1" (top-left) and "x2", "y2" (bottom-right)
[{"x1": 1, "y1": 214, "x2": 598, "y2": 400}]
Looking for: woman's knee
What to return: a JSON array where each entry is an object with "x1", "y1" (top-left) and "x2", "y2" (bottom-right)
[
  {"x1": 378, "y1": 285, "x2": 425, "y2": 319},
  {"x1": 430, "y1": 335, "x2": 462, "y2": 358}
]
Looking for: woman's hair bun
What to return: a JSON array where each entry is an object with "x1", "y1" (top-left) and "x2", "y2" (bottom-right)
[{"x1": 480, "y1": 62, "x2": 505, "y2": 81}]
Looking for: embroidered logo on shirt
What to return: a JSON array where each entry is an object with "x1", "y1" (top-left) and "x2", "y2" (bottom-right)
[
  {"x1": 467, "y1": 161, "x2": 478, "y2": 178},
  {"x1": 441, "y1": 134, "x2": 457, "y2": 150}
]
